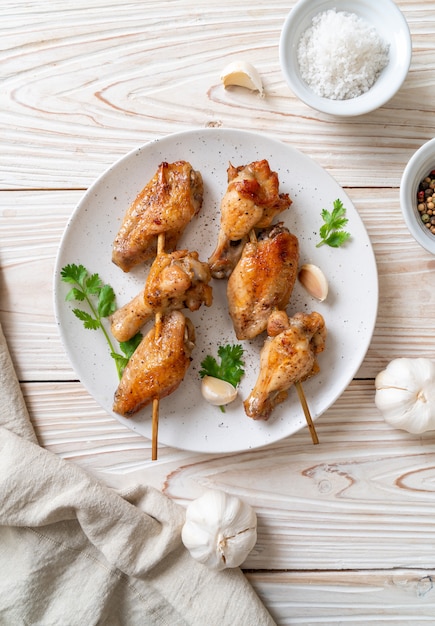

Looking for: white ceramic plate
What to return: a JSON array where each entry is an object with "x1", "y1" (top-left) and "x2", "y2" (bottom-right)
[{"x1": 54, "y1": 128, "x2": 378, "y2": 453}]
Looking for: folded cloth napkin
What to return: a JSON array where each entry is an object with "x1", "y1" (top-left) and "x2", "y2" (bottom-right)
[{"x1": 0, "y1": 322, "x2": 276, "y2": 626}]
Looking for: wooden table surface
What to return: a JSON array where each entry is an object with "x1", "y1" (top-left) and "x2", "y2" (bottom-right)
[{"x1": 2, "y1": 1, "x2": 435, "y2": 623}]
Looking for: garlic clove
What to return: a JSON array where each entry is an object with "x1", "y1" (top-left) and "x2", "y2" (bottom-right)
[
  {"x1": 298, "y1": 264, "x2": 328, "y2": 301},
  {"x1": 220, "y1": 61, "x2": 264, "y2": 96},
  {"x1": 201, "y1": 375, "x2": 238, "y2": 406}
]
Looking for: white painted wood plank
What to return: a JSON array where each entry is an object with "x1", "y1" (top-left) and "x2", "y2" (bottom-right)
[
  {"x1": 247, "y1": 570, "x2": 435, "y2": 624},
  {"x1": 22, "y1": 378, "x2": 435, "y2": 571},
  {"x1": 0, "y1": 1, "x2": 433, "y2": 189}
]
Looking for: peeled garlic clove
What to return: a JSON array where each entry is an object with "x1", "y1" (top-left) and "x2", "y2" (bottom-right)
[
  {"x1": 220, "y1": 61, "x2": 264, "y2": 96},
  {"x1": 181, "y1": 489, "x2": 257, "y2": 570},
  {"x1": 201, "y1": 375, "x2": 237, "y2": 406},
  {"x1": 298, "y1": 264, "x2": 328, "y2": 301}
]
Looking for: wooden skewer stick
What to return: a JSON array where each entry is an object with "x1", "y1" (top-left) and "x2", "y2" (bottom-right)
[
  {"x1": 151, "y1": 398, "x2": 159, "y2": 461},
  {"x1": 295, "y1": 381, "x2": 319, "y2": 445},
  {"x1": 151, "y1": 232, "x2": 166, "y2": 461}
]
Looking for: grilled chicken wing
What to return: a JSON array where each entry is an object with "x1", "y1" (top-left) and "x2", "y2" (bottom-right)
[
  {"x1": 112, "y1": 161, "x2": 204, "y2": 272},
  {"x1": 227, "y1": 223, "x2": 299, "y2": 340},
  {"x1": 208, "y1": 160, "x2": 292, "y2": 278},
  {"x1": 110, "y1": 250, "x2": 212, "y2": 342},
  {"x1": 113, "y1": 310, "x2": 195, "y2": 417},
  {"x1": 244, "y1": 311, "x2": 326, "y2": 421}
]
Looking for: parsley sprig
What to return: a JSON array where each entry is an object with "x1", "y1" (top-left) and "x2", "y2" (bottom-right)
[
  {"x1": 316, "y1": 199, "x2": 351, "y2": 248},
  {"x1": 60, "y1": 263, "x2": 142, "y2": 379},
  {"x1": 200, "y1": 344, "x2": 245, "y2": 388}
]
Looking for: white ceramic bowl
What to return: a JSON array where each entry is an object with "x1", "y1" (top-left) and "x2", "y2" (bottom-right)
[
  {"x1": 279, "y1": 0, "x2": 412, "y2": 117},
  {"x1": 400, "y1": 138, "x2": 435, "y2": 255}
]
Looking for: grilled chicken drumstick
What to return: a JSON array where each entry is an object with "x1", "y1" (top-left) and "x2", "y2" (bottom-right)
[
  {"x1": 244, "y1": 310, "x2": 326, "y2": 421},
  {"x1": 110, "y1": 249, "x2": 212, "y2": 342},
  {"x1": 227, "y1": 223, "x2": 299, "y2": 340},
  {"x1": 113, "y1": 310, "x2": 195, "y2": 417},
  {"x1": 208, "y1": 160, "x2": 292, "y2": 278},
  {"x1": 112, "y1": 160, "x2": 203, "y2": 272}
]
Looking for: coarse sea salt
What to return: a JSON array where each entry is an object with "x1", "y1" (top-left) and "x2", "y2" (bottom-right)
[{"x1": 297, "y1": 9, "x2": 390, "y2": 100}]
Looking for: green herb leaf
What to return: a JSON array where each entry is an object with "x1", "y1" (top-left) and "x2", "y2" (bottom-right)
[
  {"x1": 65, "y1": 287, "x2": 86, "y2": 302},
  {"x1": 72, "y1": 308, "x2": 100, "y2": 330},
  {"x1": 60, "y1": 263, "x2": 88, "y2": 285},
  {"x1": 86, "y1": 273, "x2": 104, "y2": 295},
  {"x1": 119, "y1": 332, "x2": 143, "y2": 360},
  {"x1": 316, "y1": 199, "x2": 351, "y2": 248},
  {"x1": 111, "y1": 352, "x2": 129, "y2": 372},
  {"x1": 200, "y1": 344, "x2": 245, "y2": 388},
  {"x1": 61, "y1": 263, "x2": 140, "y2": 380},
  {"x1": 97, "y1": 284, "x2": 116, "y2": 318}
]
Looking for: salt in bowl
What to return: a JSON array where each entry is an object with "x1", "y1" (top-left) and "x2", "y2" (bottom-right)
[{"x1": 279, "y1": 0, "x2": 412, "y2": 117}]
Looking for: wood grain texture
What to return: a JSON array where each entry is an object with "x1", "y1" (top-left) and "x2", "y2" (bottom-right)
[
  {"x1": 247, "y1": 570, "x2": 435, "y2": 624},
  {"x1": 2, "y1": 1, "x2": 435, "y2": 622},
  {"x1": 22, "y1": 378, "x2": 435, "y2": 571},
  {"x1": 0, "y1": 1, "x2": 433, "y2": 189}
]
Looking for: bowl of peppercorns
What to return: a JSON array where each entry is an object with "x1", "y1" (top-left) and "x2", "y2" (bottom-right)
[{"x1": 400, "y1": 138, "x2": 435, "y2": 254}]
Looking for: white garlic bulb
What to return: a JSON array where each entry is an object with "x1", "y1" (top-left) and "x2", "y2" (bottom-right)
[
  {"x1": 181, "y1": 489, "x2": 257, "y2": 570},
  {"x1": 375, "y1": 357, "x2": 435, "y2": 433}
]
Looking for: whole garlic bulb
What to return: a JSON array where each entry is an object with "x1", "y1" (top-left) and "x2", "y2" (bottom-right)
[
  {"x1": 181, "y1": 489, "x2": 257, "y2": 570},
  {"x1": 375, "y1": 357, "x2": 435, "y2": 433}
]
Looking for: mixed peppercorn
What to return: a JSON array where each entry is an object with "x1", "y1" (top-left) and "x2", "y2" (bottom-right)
[{"x1": 417, "y1": 169, "x2": 435, "y2": 234}]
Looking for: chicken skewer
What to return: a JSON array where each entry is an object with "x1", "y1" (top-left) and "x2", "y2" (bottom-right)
[
  {"x1": 209, "y1": 157, "x2": 319, "y2": 442},
  {"x1": 111, "y1": 161, "x2": 204, "y2": 459},
  {"x1": 111, "y1": 234, "x2": 197, "y2": 461},
  {"x1": 229, "y1": 227, "x2": 319, "y2": 443},
  {"x1": 244, "y1": 310, "x2": 326, "y2": 433}
]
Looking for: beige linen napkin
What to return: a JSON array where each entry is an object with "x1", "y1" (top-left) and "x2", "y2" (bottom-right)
[{"x1": 0, "y1": 323, "x2": 276, "y2": 626}]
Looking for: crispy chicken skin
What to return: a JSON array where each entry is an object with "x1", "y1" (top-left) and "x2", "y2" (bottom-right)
[
  {"x1": 145, "y1": 250, "x2": 212, "y2": 313},
  {"x1": 244, "y1": 311, "x2": 326, "y2": 421},
  {"x1": 112, "y1": 161, "x2": 204, "y2": 272},
  {"x1": 113, "y1": 310, "x2": 195, "y2": 417},
  {"x1": 208, "y1": 160, "x2": 292, "y2": 278},
  {"x1": 110, "y1": 250, "x2": 212, "y2": 342},
  {"x1": 227, "y1": 223, "x2": 299, "y2": 340}
]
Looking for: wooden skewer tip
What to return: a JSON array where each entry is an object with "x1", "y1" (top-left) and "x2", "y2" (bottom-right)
[{"x1": 295, "y1": 381, "x2": 319, "y2": 445}]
